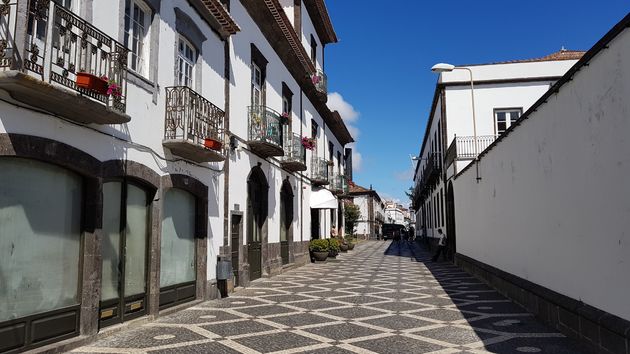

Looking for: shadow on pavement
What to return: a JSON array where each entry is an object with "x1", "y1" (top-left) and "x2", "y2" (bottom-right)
[{"x1": 383, "y1": 240, "x2": 587, "y2": 354}]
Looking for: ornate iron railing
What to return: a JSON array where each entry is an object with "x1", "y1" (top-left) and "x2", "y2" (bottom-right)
[
  {"x1": 282, "y1": 132, "x2": 306, "y2": 165},
  {"x1": 444, "y1": 135, "x2": 497, "y2": 168},
  {"x1": 0, "y1": 0, "x2": 128, "y2": 113},
  {"x1": 312, "y1": 68, "x2": 327, "y2": 96},
  {"x1": 164, "y1": 86, "x2": 225, "y2": 148},
  {"x1": 330, "y1": 173, "x2": 348, "y2": 193},
  {"x1": 311, "y1": 156, "x2": 329, "y2": 182},
  {"x1": 248, "y1": 105, "x2": 283, "y2": 148}
]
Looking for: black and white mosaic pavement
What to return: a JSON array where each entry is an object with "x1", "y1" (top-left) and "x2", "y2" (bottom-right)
[{"x1": 73, "y1": 241, "x2": 585, "y2": 353}]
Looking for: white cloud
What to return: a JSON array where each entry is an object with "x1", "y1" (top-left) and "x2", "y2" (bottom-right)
[
  {"x1": 327, "y1": 92, "x2": 362, "y2": 172},
  {"x1": 328, "y1": 92, "x2": 359, "y2": 123}
]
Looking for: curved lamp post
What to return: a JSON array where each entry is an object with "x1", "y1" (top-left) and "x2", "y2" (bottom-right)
[{"x1": 431, "y1": 63, "x2": 481, "y2": 182}]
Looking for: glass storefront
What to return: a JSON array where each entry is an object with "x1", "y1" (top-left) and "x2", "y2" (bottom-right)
[
  {"x1": 0, "y1": 158, "x2": 82, "y2": 322},
  {"x1": 160, "y1": 188, "x2": 196, "y2": 287}
]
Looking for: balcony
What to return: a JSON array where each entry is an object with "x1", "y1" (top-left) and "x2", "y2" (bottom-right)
[
  {"x1": 312, "y1": 69, "x2": 327, "y2": 98},
  {"x1": 329, "y1": 173, "x2": 348, "y2": 195},
  {"x1": 444, "y1": 135, "x2": 497, "y2": 168},
  {"x1": 163, "y1": 86, "x2": 225, "y2": 163},
  {"x1": 0, "y1": 1, "x2": 129, "y2": 124},
  {"x1": 424, "y1": 152, "x2": 442, "y2": 185},
  {"x1": 248, "y1": 105, "x2": 284, "y2": 158},
  {"x1": 280, "y1": 132, "x2": 307, "y2": 172},
  {"x1": 311, "y1": 156, "x2": 329, "y2": 186}
]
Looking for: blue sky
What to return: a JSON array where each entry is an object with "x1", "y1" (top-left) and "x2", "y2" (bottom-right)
[{"x1": 323, "y1": 0, "x2": 630, "y2": 204}]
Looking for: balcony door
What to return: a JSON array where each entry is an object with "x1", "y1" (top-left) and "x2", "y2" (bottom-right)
[
  {"x1": 247, "y1": 167, "x2": 268, "y2": 281},
  {"x1": 100, "y1": 181, "x2": 150, "y2": 327}
]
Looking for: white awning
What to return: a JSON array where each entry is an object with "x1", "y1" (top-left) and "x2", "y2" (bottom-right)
[{"x1": 310, "y1": 189, "x2": 338, "y2": 209}]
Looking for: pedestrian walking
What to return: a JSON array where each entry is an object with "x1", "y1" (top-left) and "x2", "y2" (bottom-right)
[{"x1": 431, "y1": 228, "x2": 447, "y2": 262}]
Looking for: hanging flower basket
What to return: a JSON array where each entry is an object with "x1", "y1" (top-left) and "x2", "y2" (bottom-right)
[
  {"x1": 280, "y1": 112, "x2": 291, "y2": 125},
  {"x1": 301, "y1": 136, "x2": 316, "y2": 150},
  {"x1": 76, "y1": 72, "x2": 108, "y2": 95},
  {"x1": 204, "y1": 138, "x2": 223, "y2": 151},
  {"x1": 311, "y1": 74, "x2": 321, "y2": 85}
]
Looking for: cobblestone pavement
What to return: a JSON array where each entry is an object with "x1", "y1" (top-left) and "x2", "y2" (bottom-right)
[{"x1": 72, "y1": 241, "x2": 585, "y2": 354}]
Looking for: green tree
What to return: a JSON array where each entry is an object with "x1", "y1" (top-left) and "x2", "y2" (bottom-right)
[{"x1": 344, "y1": 203, "x2": 361, "y2": 236}]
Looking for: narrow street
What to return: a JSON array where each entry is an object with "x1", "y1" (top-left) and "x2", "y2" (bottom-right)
[{"x1": 73, "y1": 241, "x2": 584, "y2": 354}]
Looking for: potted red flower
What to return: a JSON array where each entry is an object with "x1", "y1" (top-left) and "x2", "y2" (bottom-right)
[
  {"x1": 76, "y1": 73, "x2": 108, "y2": 95},
  {"x1": 301, "y1": 136, "x2": 316, "y2": 150},
  {"x1": 204, "y1": 138, "x2": 223, "y2": 151},
  {"x1": 280, "y1": 112, "x2": 291, "y2": 125}
]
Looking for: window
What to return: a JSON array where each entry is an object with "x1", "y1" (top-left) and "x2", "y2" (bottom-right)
[
  {"x1": 328, "y1": 141, "x2": 334, "y2": 162},
  {"x1": 0, "y1": 158, "x2": 82, "y2": 321},
  {"x1": 310, "y1": 34, "x2": 317, "y2": 64},
  {"x1": 124, "y1": 0, "x2": 151, "y2": 76},
  {"x1": 161, "y1": 189, "x2": 196, "y2": 287},
  {"x1": 311, "y1": 120, "x2": 318, "y2": 140},
  {"x1": 251, "y1": 63, "x2": 262, "y2": 107},
  {"x1": 177, "y1": 37, "x2": 196, "y2": 88},
  {"x1": 495, "y1": 108, "x2": 522, "y2": 135},
  {"x1": 337, "y1": 151, "x2": 342, "y2": 173}
]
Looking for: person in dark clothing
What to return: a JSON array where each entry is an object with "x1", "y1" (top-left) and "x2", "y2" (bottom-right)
[{"x1": 431, "y1": 228, "x2": 447, "y2": 262}]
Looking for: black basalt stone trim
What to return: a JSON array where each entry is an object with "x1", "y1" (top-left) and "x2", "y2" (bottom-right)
[
  {"x1": 0, "y1": 133, "x2": 101, "y2": 177},
  {"x1": 102, "y1": 159, "x2": 161, "y2": 190},
  {"x1": 455, "y1": 253, "x2": 630, "y2": 354}
]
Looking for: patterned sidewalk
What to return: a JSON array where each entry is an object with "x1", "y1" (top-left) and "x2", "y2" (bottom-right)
[{"x1": 72, "y1": 241, "x2": 584, "y2": 354}]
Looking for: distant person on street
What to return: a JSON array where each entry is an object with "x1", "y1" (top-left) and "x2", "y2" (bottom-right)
[
  {"x1": 432, "y1": 228, "x2": 447, "y2": 262},
  {"x1": 330, "y1": 227, "x2": 338, "y2": 238}
]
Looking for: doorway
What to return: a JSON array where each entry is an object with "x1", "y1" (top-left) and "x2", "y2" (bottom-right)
[
  {"x1": 311, "y1": 208, "x2": 320, "y2": 239},
  {"x1": 247, "y1": 166, "x2": 268, "y2": 281},
  {"x1": 231, "y1": 214, "x2": 242, "y2": 286},
  {"x1": 446, "y1": 182, "x2": 456, "y2": 259},
  {"x1": 100, "y1": 181, "x2": 150, "y2": 327},
  {"x1": 280, "y1": 180, "x2": 294, "y2": 265}
]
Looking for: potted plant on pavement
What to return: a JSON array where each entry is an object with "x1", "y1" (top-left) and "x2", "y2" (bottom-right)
[
  {"x1": 347, "y1": 237, "x2": 355, "y2": 250},
  {"x1": 309, "y1": 239, "x2": 329, "y2": 262},
  {"x1": 339, "y1": 237, "x2": 349, "y2": 252},
  {"x1": 328, "y1": 238, "x2": 340, "y2": 259}
]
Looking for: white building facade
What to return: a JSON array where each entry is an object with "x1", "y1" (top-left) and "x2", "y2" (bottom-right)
[
  {"x1": 0, "y1": 0, "x2": 352, "y2": 352},
  {"x1": 412, "y1": 50, "x2": 583, "y2": 248},
  {"x1": 348, "y1": 183, "x2": 384, "y2": 239},
  {"x1": 453, "y1": 15, "x2": 630, "y2": 352}
]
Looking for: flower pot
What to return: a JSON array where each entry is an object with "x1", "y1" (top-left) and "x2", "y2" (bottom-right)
[
  {"x1": 313, "y1": 251, "x2": 328, "y2": 262},
  {"x1": 204, "y1": 138, "x2": 222, "y2": 151},
  {"x1": 348, "y1": 243, "x2": 355, "y2": 250},
  {"x1": 76, "y1": 72, "x2": 107, "y2": 95},
  {"x1": 339, "y1": 243, "x2": 349, "y2": 252},
  {"x1": 328, "y1": 250, "x2": 338, "y2": 258}
]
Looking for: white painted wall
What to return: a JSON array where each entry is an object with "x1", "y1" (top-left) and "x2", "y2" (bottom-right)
[
  {"x1": 300, "y1": 2, "x2": 322, "y2": 70},
  {"x1": 454, "y1": 29, "x2": 630, "y2": 321}
]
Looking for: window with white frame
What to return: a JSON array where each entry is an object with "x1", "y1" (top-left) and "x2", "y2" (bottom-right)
[
  {"x1": 495, "y1": 108, "x2": 522, "y2": 135},
  {"x1": 124, "y1": 0, "x2": 151, "y2": 76},
  {"x1": 177, "y1": 37, "x2": 196, "y2": 88},
  {"x1": 251, "y1": 63, "x2": 262, "y2": 107}
]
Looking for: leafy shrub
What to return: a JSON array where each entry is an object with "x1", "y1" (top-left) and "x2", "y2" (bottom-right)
[
  {"x1": 309, "y1": 239, "x2": 329, "y2": 252},
  {"x1": 328, "y1": 238, "x2": 341, "y2": 252}
]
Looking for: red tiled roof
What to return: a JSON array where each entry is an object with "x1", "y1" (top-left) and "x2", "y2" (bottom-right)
[{"x1": 469, "y1": 49, "x2": 586, "y2": 66}]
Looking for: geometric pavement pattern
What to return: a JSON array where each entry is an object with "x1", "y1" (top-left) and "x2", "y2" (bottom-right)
[{"x1": 72, "y1": 241, "x2": 585, "y2": 354}]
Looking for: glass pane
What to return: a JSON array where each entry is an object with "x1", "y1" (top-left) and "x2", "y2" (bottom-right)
[
  {"x1": 510, "y1": 111, "x2": 520, "y2": 123},
  {"x1": 280, "y1": 199, "x2": 287, "y2": 242},
  {"x1": 101, "y1": 182, "x2": 122, "y2": 301},
  {"x1": 160, "y1": 189, "x2": 196, "y2": 287},
  {"x1": 124, "y1": 184, "x2": 148, "y2": 297},
  {"x1": 0, "y1": 158, "x2": 81, "y2": 321}
]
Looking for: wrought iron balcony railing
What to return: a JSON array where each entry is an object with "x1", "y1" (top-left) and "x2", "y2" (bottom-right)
[
  {"x1": 444, "y1": 135, "x2": 497, "y2": 168},
  {"x1": 280, "y1": 132, "x2": 307, "y2": 172},
  {"x1": 330, "y1": 173, "x2": 348, "y2": 195},
  {"x1": 163, "y1": 86, "x2": 225, "y2": 162},
  {"x1": 247, "y1": 105, "x2": 284, "y2": 157},
  {"x1": 312, "y1": 69, "x2": 327, "y2": 97},
  {"x1": 424, "y1": 152, "x2": 442, "y2": 185},
  {"x1": 311, "y1": 156, "x2": 329, "y2": 185},
  {"x1": 0, "y1": 0, "x2": 129, "y2": 123}
]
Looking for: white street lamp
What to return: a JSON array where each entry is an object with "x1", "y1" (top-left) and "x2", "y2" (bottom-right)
[{"x1": 431, "y1": 63, "x2": 481, "y2": 181}]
